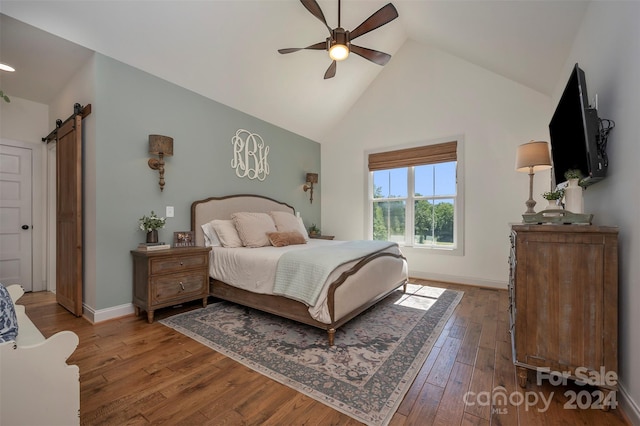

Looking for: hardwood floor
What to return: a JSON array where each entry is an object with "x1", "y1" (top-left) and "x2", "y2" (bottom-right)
[{"x1": 19, "y1": 279, "x2": 629, "y2": 425}]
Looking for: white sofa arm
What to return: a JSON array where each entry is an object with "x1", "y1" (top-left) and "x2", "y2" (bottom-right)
[
  {"x1": 0, "y1": 285, "x2": 80, "y2": 426},
  {"x1": 6, "y1": 284, "x2": 24, "y2": 303}
]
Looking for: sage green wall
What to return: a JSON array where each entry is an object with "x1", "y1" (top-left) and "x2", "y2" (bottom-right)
[{"x1": 93, "y1": 54, "x2": 320, "y2": 310}]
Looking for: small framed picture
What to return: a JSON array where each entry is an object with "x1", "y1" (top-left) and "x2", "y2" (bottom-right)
[{"x1": 173, "y1": 231, "x2": 195, "y2": 248}]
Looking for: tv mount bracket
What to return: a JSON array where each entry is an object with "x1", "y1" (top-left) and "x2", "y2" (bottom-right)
[{"x1": 596, "y1": 117, "x2": 615, "y2": 167}]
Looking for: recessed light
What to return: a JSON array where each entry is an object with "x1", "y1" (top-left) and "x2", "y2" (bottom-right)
[{"x1": 0, "y1": 63, "x2": 16, "y2": 72}]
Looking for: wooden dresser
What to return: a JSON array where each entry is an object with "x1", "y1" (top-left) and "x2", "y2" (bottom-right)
[
  {"x1": 131, "y1": 246, "x2": 212, "y2": 323},
  {"x1": 509, "y1": 224, "x2": 618, "y2": 403}
]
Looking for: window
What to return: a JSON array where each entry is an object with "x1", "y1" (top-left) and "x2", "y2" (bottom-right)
[{"x1": 368, "y1": 140, "x2": 463, "y2": 253}]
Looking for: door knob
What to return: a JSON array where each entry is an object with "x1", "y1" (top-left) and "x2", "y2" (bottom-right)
[{"x1": 21, "y1": 225, "x2": 29, "y2": 230}]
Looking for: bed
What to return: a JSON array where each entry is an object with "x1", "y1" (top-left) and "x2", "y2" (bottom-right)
[{"x1": 190, "y1": 194, "x2": 408, "y2": 345}]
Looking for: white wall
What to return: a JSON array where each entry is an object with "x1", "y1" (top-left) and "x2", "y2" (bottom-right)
[
  {"x1": 321, "y1": 40, "x2": 552, "y2": 288},
  {"x1": 557, "y1": 1, "x2": 640, "y2": 420}
]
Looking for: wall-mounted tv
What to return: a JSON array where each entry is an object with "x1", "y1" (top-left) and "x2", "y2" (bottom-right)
[{"x1": 549, "y1": 63, "x2": 613, "y2": 187}]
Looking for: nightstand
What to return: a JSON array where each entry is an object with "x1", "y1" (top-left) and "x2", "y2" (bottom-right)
[
  {"x1": 131, "y1": 246, "x2": 212, "y2": 323},
  {"x1": 310, "y1": 235, "x2": 335, "y2": 240}
]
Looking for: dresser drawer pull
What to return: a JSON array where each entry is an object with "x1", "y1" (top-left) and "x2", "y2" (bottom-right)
[{"x1": 179, "y1": 282, "x2": 185, "y2": 291}]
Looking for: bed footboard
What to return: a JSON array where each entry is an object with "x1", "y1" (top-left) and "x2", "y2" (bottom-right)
[{"x1": 210, "y1": 250, "x2": 408, "y2": 346}]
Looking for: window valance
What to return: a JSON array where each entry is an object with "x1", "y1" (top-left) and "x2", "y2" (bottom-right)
[{"x1": 368, "y1": 141, "x2": 457, "y2": 171}]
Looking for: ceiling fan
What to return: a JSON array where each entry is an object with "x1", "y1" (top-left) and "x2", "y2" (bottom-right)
[{"x1": 278, "y1": 0, "x2": 399, "y2": 79}]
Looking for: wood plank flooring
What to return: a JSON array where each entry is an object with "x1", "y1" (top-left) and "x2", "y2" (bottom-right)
[{"x1": 18, "y1": 279, "x2": 629, "y2": 425}]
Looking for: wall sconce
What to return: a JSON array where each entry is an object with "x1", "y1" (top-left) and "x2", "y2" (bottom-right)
[
  {"x1": 303, "y1": 173, "x2": 318, "y2": 204},
  {"x1": 148, "y1": 134, "x2": 173, "y2": 191}
]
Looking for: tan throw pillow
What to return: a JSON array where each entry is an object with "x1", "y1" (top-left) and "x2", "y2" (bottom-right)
[
  {"x1": 267, "y1": 231, "x2": 307, "y2": 247},
  {"x1": 232, "y1": 212, "x2": 277, "y2": 248},
  {"x1": 211, "y1": 219, "x2": 243, "y2": 248}
]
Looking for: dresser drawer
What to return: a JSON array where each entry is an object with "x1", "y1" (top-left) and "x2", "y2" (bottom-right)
[
  {"x1": 151, "y1": 271, "x2": 207, "y2": 304},
  {"x1": 150, "y1": 253, "x2": 208, "y2": 275}
]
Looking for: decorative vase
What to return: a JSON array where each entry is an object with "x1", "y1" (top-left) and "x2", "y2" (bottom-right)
[
  {"x1": 564, "y1": 178, "x2": 584, "y2": 213},
  {"x1": 547, "y1": 200, "x2": 561, "y2": 210},
  {"x1": 543, "y1": 200, "x2": 563, "y2": 216},
  {"x1": 146, "y1": 230, "x2": 158, "y2": 244}
]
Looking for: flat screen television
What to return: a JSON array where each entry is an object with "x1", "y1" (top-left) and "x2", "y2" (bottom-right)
[{"x1": 549, "y1": 63, "x2": 609, "y2": 187}]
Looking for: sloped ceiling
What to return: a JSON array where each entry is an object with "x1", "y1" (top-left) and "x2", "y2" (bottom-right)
[{"x1": 0, "y1": 1, "x2": 588, "y2": 141}]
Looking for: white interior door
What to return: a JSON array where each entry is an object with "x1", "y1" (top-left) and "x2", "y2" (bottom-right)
[{"x1": 0, "y1": 144, "x2": 33, "y2": 290}]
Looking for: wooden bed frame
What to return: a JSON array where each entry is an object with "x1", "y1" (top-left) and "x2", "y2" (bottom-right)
[{"x1": 191, "y1": 194, "x2": 408, "y2": 345}]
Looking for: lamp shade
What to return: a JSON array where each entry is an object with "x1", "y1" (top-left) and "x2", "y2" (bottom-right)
[
  {"x1": 149, "y1": 135, "x2": 173, "y2": 156},
  {"x1": 515, "y1": 141, "x2": 551, "y2": 172},
  {"x1": 306, "y1": 173, "x2": 318, "y2": 184}
]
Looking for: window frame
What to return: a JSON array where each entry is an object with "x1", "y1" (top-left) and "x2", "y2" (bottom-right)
[{"x1": 366, "y1": 137, "x2": 465, "y2": 256}]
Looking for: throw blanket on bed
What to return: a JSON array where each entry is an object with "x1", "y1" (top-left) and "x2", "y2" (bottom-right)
[{"x1": 273, "y1": 240, "x2": 396, "y2": 306}]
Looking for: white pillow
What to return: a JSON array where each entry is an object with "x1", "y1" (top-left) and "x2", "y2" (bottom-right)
[
  {"x1": 201, "y1": 220, "x2": 221, "y2": 247},
  {"x1": 297, "y1": 216, "x2": 310, "y2": 242},
  {"x1": 212, "y1": 219, "x2": 243, "y2": 248},
  {"x1": 232, "y1": 212, "x2": 277, "y2": 248}
]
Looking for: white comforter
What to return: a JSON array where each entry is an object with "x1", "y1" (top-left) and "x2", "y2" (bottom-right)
[{"x1": 209, "y1": 239, "x2": 402, "y2": 323}]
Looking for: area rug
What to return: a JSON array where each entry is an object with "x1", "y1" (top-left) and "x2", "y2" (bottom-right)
[{"x1": 160, "y1": 283, "x2": 463, "y2": 425}]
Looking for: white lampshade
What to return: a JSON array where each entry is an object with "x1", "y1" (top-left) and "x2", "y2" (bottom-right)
[{"x1": 515, "y1": 141, "x2": 552, "y2": 172}]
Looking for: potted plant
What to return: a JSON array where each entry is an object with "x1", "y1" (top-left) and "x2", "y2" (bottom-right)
[
  {"x1": 138, "y1": 211, "x2": 166, "y2": 243},
  {"x1": 308, "y1": 224, "x2": 320, "y2": 237},
  {"x1": 542, "y1": 189, "x2": 564, "y2": 210},
  {"x1": 564, "y1": 169, "x2": 583, "y2": 181}
]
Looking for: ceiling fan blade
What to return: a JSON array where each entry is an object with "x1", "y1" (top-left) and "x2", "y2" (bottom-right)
[
  {"x1": 350, "y1": 44, "x2": 392, "y2": 66},
  {"x1": 278, "y1": 41, "x2": 326, "y2": 55},
  {"x1": 324, "y1": 61, "x2": 337, "y2": 79},
  {"x1": 349, "y1": 3, "x2": 399, "y2": 41},
  {"x1": 300, "y1": 0, "x2": 332, "y2": 34}
]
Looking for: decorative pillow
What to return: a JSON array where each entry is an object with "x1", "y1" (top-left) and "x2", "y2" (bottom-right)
[
  {"x1": 232, "y1": 212, "x2": 277, "y2": 248},
  {"x1": 0, "y1": 284, "x2": 18, "y2": 343},
  {"x1": 270, "y1": 211, "x2": 300, "y2": 232},
  {"x1": 201, "y1": 220, "x2": 221, "y2": 247},
  {"x1": 267, "y1": 231, "x2": 307, "y2": 247},
  {"x1": 211, "y1": 219, "x2": 243, "y2": 248}
]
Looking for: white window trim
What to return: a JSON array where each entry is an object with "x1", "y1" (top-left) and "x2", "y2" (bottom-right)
[{"x1": 364, "y1": 135, "x2": 465, "y2": 256}]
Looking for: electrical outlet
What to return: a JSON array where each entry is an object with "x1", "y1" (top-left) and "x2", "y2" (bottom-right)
[{"x1": 166, "y1": 206, "x2": 174, "y2": 218}]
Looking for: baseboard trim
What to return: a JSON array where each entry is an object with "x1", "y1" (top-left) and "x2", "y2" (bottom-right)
[
  {"x1": 409, "y1": 270, "x2": 507, "y2": 290},
  {"x1": 618, "y1": 381, "x2": 640, "y2": 425},
  {"x1": 83, "y1": 302, "x2": 135, "y2": 323}
]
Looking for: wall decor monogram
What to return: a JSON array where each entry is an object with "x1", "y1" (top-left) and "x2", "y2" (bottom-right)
[{"x1": 231, "y1": 129, "x2": 270, "y2": 181}]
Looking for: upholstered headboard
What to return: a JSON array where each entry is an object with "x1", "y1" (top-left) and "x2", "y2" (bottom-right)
[{"x1": 190, "y1": 194, "x2": 295, "y2": 246}]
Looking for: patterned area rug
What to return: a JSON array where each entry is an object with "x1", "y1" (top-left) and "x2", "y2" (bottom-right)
[{"x1": 160, "y1": 284, "x2": 463, "y2": 425}]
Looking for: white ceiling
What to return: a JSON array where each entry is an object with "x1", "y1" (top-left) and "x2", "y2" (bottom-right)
[{"x1": 0, "y1": 1, "x2": 588, "y2": 142}]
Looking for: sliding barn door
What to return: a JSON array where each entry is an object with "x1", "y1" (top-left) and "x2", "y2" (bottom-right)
[{"x1": 55, "y1": 115, "x2": 83, "y2": 316}]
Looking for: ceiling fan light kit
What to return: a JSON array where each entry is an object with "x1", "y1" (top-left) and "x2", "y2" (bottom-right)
[
  {"x1": 278, "y1": 0, "x2": 398, "y2": 79},
  {"x1": 328, "y1": 29, "x2": 350, "y2": 61}
]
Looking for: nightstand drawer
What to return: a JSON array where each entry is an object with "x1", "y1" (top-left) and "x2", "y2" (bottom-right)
[
  {"x1": 151, "y1": 271, "x2": 207, "y2": 304},
  {"x1": 150, "y1": 253, "x2": 208, "y2": 274}
]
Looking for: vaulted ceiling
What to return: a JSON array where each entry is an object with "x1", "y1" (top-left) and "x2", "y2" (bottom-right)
[{"x1": 0, "y1": 1, "x2": 588, "y2": 141}]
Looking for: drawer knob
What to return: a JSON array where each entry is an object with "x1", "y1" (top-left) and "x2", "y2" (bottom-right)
[
  {"x1": 180, "y1": 261, "x2": 184, "y2": 266},
  {"x1": 179, "y1": 281, "x2": 185, "y2": 291}
]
